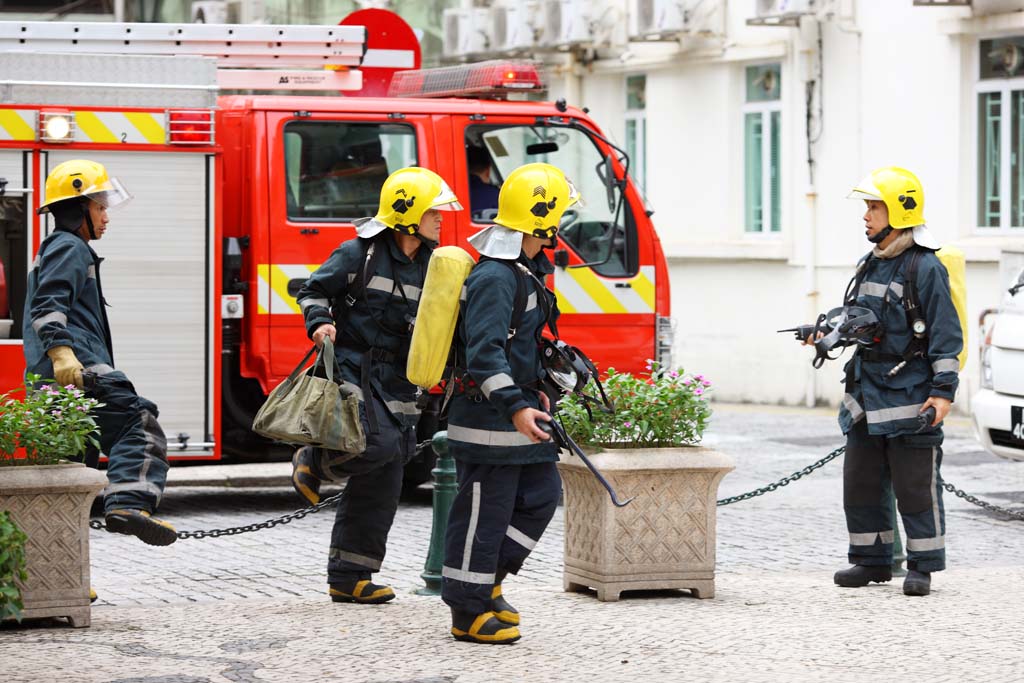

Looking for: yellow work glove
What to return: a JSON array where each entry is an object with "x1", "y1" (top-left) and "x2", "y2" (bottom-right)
[{"x1": 46, "y1": 345, "x2": 85, "y2": 388}]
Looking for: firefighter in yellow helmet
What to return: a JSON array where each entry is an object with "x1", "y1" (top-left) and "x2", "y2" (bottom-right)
[
  {"x1": 24, "y1": 159, "x2": 176, "y2": 546},
  {"x1": 292, "y1": 166, "x2": 462, "y2": 604},
  {"x1": 816, "y1": 167, "x2": 962, "y2": 596},
  {"x1": 441, "y1": 163, "x2": 580, "y2": 644}
]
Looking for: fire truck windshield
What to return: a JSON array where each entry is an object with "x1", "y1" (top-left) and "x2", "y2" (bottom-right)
[{"x1": 467, "y1": 124, "x2": 638, "y2": 278}]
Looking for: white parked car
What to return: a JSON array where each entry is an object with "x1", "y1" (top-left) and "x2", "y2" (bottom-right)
[{"x1": 973, "y1": 267, "x2": 1024, "y2": 462}]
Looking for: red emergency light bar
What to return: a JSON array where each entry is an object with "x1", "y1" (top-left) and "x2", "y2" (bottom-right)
[
  {"x1": 387, "y1": 60, "x2": 545, "y2": 99},
  {"x1": 167, "y1": 110, "x2": 214, "y2": 145}
]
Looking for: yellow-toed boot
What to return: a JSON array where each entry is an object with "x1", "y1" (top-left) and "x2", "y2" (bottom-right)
[
  {"x1": 450, "y1": 610, "x2": 521, "y2": 644},
  {"x1": 491, "y1": 584, "x2": 519, "y2": 625},
  {"x1": 328, "y1": 579, "x2": 395, "y2": 604},
  {"x1": 105, "y1": 509, "x2": 177, "y2": 546}
]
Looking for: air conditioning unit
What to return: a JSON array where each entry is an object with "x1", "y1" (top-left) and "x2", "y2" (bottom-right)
[
  {"x1": 191, "y1": 0, "x2": 227, "y2": 23},
  {"x1": 629, "y1": 0, "x2": 686, "y2": 41},
  {"x1": 443, "y1": 8, "x2": 492, "y2": 59},
  {"x1": 492, "y1": 4, "x2": 539, "y2": 53},
  {"x1": 750, "y1": 0, "x2": 814, "y2": 26},
  {"x1": 539, "y1": 0, "x2": 593, "y2": 50}
]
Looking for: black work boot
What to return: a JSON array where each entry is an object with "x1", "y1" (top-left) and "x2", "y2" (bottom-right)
[
  {"x1": 450, "y1": 609, "x2": 521, "y2": 644},
  {"x1": 291, "y1": 446, "x2": 322, "y2": 506},
  {"x1": 105, "y1": 509, "x2": 177, "y2": 546},
  {"x1": 833, "y1": 565, "x2": 892, "y2": 587},
  {"x1": 328, "y1": 579, "x2": 395, "y2": 604},
  {"x1": 903, "y1": 570, "x2": 931, "y2": 596}
]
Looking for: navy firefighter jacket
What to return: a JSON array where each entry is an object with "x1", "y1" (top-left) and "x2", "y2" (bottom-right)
[
  {"x1": 295, "y1": 233, "x2": 430, "y2": 430},
  {"x1": 23, "y1": 229, "x2": 115, "y2": 380},
  {"x1": 447, "y1": 250, "x2": 560, "y2": 465},
  {"x1": 838, "y1": 247, "x2": 962, "y2": 437}
]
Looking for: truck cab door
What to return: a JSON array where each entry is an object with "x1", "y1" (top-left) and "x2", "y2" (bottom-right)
[
  {"x1": 262, "y1": 111, "x2": 432, "y2": 385},
  {"x1": 451, "y1": 114, "x2": 658, "y2": 375}
]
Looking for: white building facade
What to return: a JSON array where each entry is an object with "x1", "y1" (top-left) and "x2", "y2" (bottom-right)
[{"x1": 486, "y1": 0, "x2": 1024, "y2": 411}]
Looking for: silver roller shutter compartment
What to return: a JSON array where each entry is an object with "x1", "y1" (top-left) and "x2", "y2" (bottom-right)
[{"x1": 46, "y1": 150, "x2": 210, "y2": 448}]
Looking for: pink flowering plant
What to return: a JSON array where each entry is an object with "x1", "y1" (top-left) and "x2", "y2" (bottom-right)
[
  {"x1": 559, "y1": 361, "x2": 712, "y2": 449},
  {"x1": 0, "y1": 374, "x2": 102, "y2": 466}
]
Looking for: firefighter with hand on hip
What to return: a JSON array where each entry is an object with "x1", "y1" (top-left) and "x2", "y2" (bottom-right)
[
  {"x1": 818, "y1": 167, "x2": 962, "y2": 597},
  {"x1": 24, "y1": 159, "x2": 176, "y2": 546},
  {"x1": 441, "y1": 163, "x2": 579, "y2": 644},
  {"x1": 292, "y1": 167, "x2": 461, "y2": 605}
]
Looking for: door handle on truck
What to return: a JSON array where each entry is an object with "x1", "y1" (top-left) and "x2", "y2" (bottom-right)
[{"x1": 300, "y1": 228, "x2": 320, "y2": 235}]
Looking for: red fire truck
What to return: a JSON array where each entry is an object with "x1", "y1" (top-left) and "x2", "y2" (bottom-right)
[{"x1": 0, "y1": 16, "x2": 672, "y2": 482}]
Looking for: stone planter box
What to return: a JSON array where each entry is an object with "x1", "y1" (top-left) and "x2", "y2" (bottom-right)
[
  {"x1": 557, "y1": 446, "x2": 734, "y2": 602},
  {"x1": 0, "y1": 462, "x2": 108, "y2": 627}
]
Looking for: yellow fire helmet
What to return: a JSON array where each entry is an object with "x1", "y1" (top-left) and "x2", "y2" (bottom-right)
[
  {"x1": 37, "y1": 159, "x2": 132, "y2": 215},
  {"x1": 847, "y1": 166, "x2": 925, "y2": 229},
  {"x1": 492, "y1": 162, "x2": 581, "y2": 238},
  {"x1": 357, "y1": 166, "x2": 462, "y2": 238}
]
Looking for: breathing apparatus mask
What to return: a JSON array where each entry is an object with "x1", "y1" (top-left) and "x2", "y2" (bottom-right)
[
  {"x1": 780, "y1": 305, "x2": 883, "y2": 369},
  {"x1": 540, "y1": 338, "x2": 613, "y2": 416}
]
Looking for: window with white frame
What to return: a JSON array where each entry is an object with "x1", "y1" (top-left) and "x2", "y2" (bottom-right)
[
  {"x1": 624, "y1": 74, "x2": 647, "y2": 191},
  {"x1": 977, "y1": 37, "x2": 1024, "y2": 230},
  {"x1": 743, "y1": 63, "x2": 782, "y2": 234}
]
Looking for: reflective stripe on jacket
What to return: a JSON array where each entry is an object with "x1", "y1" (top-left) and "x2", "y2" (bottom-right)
[
  {"x1": 839, "y1": 247, "x2": 962, "y2": 437},
  {"x1": 23, "y1": 230, "x2": 114, "y2": 380},
  {"x1": 295, "y1": 234, "x2": 429, "y2": 429},
  {"x1": 447, "y1": 251, "x2": 560, "y2": 465}
]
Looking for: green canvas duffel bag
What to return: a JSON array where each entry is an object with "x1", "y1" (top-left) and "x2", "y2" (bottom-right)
[{"x1": 252, "y1": 338, "x2": 366, "y2": 453}]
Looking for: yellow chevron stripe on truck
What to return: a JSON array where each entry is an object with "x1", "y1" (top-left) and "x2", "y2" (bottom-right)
[
  {"x1": 257, "y1": 263, "x2": 656, "y2": 316},
  {"x1": 0, "y1": 109, "x2": 37, "y2": 141},
  {"x1": 75, "y1": 111, "x2": 166, "y2": 144}
]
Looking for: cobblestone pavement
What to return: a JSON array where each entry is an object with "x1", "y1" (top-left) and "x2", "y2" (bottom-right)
[{"x1": 3, "y1": 404, "x2": 1023, "y2": 682}]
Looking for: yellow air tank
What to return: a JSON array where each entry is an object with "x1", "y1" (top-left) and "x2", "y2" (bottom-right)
[{"x1": 407, "y1": 246, "x2": 476, "y2": 388}]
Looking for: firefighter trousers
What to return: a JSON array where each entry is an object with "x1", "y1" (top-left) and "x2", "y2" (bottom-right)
[
  {"x1": 844, "y1": 419, "x2": 946, "y2": 573},
  {"x1": 84, "y1": 371, "x2": 169, "y2": 514},
  {"x1": 441, "y1": 461, "x2": 561, "y2": 615},
  {"x1": 314, "y1": 392, "x2": 416, "y2": 585}
]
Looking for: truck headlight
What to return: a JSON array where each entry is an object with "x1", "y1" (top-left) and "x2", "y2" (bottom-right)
[{"x1": 981, "y1": 344, "x2": 994, "y2": 390}]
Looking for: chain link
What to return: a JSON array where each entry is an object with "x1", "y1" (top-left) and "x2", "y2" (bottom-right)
[
  {"x1": 940, "y1": 480, "x2": 1024, "y2": 521},
  {"x1": 88, "y1": 490, "x2": 347, "y2": 539},
  {"x1": 716, "y1": 445, "x2": 846, "y2": 506}
]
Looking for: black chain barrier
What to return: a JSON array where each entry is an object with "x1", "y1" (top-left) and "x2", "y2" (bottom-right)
[
  {"x1": 87, "y1": 444, "x2": 1024, "y2": 539},
  {"x1": 716, "y1": 445, "x2": 846, "y2": 506},
  {"x1": 717, "y1": 445, "x2": 1024, "y2": 521},
  {"x1": 89, "y1": 490, "x2": 347, "y2": 539}
]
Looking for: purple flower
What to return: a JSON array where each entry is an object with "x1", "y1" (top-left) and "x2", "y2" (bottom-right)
[
  {"x1": 694, "y1": 388, "x2": 704, "y2": 396},
  {"x1": 695, "y1": 374, "x2": 705, "y2": 381},
  {"x1": 623, "y1": 421, "x2": 633, "y2": 428},
  {"x1": 76, "y1": 405, "x2": 88, "y2": 412},
  {"x1": 40, "y1": 384, "x2": 51, "y2": 391},
  {"x1": 52, "y1": 410, "x2": 62, "y2": 418},
  {"x1": 669, "y1": 370, "x2": 679, "y2": 379},
  {"x1": 702, "y1": 380, "x2": 712, "y2": 387},
  {"x1": 682, "y1": 378, "x2": 692, "y2": 385},
  {"x1": 64, "y1": 384, "x2": 76, "y2": 390}
]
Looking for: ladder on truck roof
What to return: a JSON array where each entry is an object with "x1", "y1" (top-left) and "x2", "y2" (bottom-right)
[{"x1": 0, "y1": 21, "x2": 415, "y2": 92}]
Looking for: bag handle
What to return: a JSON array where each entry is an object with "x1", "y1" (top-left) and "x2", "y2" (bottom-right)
[
  {"x1": 285, "y1": 337, "x2": 339, "y2": 385},
  {"x1": 317, "y1": 337, "x2": 338, "y2": 383}
]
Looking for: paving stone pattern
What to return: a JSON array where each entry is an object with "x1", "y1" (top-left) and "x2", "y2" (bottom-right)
[{"x1": 3, "y1": 405, "x2": 1023, "y2": 682}]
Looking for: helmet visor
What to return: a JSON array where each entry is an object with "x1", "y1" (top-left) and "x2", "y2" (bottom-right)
[
  {"x1": 430, "y1": 180, "x2": 463, "y2": 212},
  {"x1": 83, "y1": 176, "x2": 132, "y2": 210}
]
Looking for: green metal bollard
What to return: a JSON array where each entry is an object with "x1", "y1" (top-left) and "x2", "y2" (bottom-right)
[
  {"x1": 416, "y1": 430, "x2": 457, "y2": 596},
  {"x1": 890, "y1": 490, "x2": 907, "y2": 576}
]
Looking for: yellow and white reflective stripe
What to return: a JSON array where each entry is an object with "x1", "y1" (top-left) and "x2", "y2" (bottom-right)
[
  {"x1": 0, "y1": 109, "x2": 37, "y2": 141},
  {"x1": 74, "y1": 111, "x2": 166, "y2": 144},
  {"x1": 554, "y1": 265, "x2": 656, "y2": 314},
  {"x1": 256, "y1": 264, "x2": 318, "y2": 314}
]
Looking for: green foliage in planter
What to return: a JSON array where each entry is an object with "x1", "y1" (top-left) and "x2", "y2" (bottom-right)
[
  {"x1": 560, "y1": 362, "x2": 712, "y2": 449},
  {"x1": 0, "y1": 510, "x2": 28, "y2": 622},
  {"x1": 0, "y1": 374, "x2": 102, "y2": 466}
]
